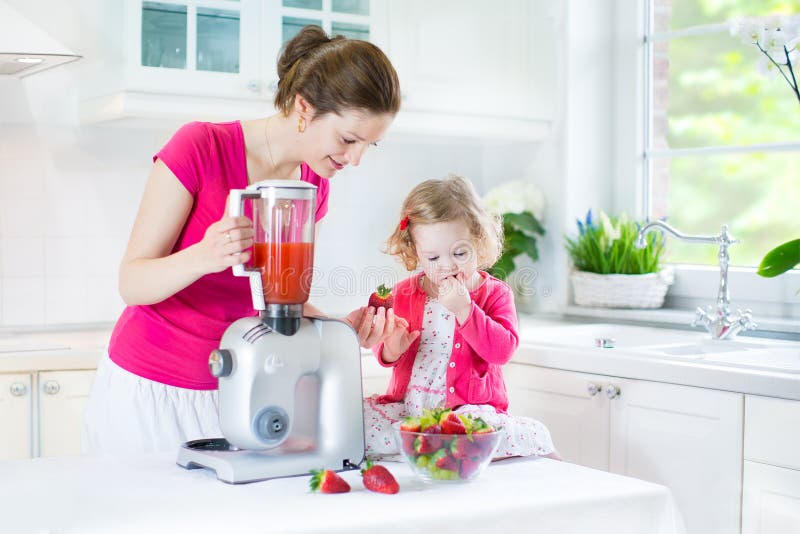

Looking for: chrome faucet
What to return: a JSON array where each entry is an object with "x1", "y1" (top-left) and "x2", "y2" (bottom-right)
[{"x1": 635, "y1": 220, "x2": 757, "y2": 340}]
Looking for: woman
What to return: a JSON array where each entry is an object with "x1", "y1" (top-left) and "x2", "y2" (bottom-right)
[{"x1": 83, "y1": 26, "x2": 402, "y2": 455}]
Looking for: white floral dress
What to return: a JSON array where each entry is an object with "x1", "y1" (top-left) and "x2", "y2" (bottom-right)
[{"x1": 363, "y1": 296, "x2": 555, "y2": 459}]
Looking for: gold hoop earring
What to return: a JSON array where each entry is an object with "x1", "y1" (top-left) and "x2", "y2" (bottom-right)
[{"x1": 297, "y1": 117, "x2": 306, "y2": 133}]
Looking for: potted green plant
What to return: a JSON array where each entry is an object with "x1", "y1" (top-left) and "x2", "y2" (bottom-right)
[
  {"x1": 482, "y1": 180, "x2": 545, "y2": 281},
  {"x1": 565, "y1": 210, "x2": 673, "y2": 308}
]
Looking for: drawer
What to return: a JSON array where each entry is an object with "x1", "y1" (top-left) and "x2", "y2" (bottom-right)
[{"x1": 745, "y1": 395, "x2": 800, "y2": 470}]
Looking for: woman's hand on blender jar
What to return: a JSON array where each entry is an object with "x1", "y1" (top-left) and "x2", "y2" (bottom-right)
[
  {"x1": 344, "y1": 306, "x2": 404, "y2": 349},
  {"x1": 194, "y1": 214, "x2": 254, "y2": 274}
]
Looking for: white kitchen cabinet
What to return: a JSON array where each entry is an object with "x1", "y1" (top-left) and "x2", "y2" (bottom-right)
[
  {"x1": 0, "y1": 373, "x2": 33, "y2": 460},
  {"x1": 609, "y1": 378, "x2": 743, "y2": 534},
  {"x1": 742, "y1": 395, "x2": 800, "y2": 534},
  {"x1": 0, "y1": 369, "x2": 95, "y2": 460},
  {"x1": 504, "y1": 362, "x2": 743, "y2": 534},
  {"x1": 381, "y1": 0, "x2": 556, "y2": 140},
  {"x1": 504, "y1": 364, "x2": 610, "y2": 470},
  {"x1": 742, "y1": 461, "x2": 800, "y2": 534},
  {"x1": 38, "y1": 370, "x2": 96, "y2": 457},
  {"x1": 80, "y1": 0, "x2": 378, "y2": 124}
]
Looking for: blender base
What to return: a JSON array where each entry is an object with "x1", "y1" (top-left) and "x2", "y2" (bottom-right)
[{"x1": 176, "y1": 438, "x2": 361, "y2": 484}]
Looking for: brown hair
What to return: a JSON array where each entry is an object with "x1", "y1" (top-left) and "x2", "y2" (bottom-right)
[
  {"x1": 274, "y1": 25, "x2": 401, "y2": 118},
  {"x1": 386, "y1": 175, "x2": 504, "y2": 271}
]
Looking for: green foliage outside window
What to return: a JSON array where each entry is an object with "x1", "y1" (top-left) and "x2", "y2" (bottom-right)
[{"x1": 652, "y1": 0, "x2": 799, "y2": 269}]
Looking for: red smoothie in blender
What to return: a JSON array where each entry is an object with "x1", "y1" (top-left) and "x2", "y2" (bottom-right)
[{"x1": 252, "y1": 242, "x2": 314, "y2": 304}]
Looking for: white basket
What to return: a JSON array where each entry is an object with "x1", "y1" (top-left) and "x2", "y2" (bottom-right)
[{"x1": 570, "y1": 268, "x2": 674, "y2": 309}]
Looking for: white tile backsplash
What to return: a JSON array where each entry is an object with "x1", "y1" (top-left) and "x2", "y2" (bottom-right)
[
  {"x1": 0, "y1": 237, "x2": 45, "y2": 277},
  {"x1": 1, "y1": 276, "x2": 45, "y2": 325},
  {"x1": 0, "y1": 119, "x2": 164, "y2": 326},
  {"x1": 45, "y1": 276, "x2": 88, "y2": 324},
  {"x1": 86, "y1": 275, "x2": 124, "y2": 323},
  {"x1": 45, "y1": 237, "x2": 88, "y2": 277}
]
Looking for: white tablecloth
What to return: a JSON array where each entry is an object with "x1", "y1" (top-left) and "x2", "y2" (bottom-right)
[{"x1": 1, "y1": 455, "x2": 685, "y2": 533}]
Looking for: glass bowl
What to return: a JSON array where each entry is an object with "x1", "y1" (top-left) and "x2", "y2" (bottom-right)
[{"x1": 392, "y1": 422, "x2": 503, "y2": 483}]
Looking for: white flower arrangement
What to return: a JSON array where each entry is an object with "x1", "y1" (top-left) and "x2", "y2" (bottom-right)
[
  {"x1": 730, "y1": 14, "x2": 800, "y2": 103},
  {"x1": 482, "y1": 181, "x2": 546, "y2": 281},
  {"x1": 482, "y1": 180, "x2": 545, "y2": 220}
]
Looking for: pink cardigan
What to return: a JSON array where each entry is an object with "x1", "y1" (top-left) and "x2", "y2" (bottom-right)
[{"x1": 373, "y1": 271, "x2": 519, "y2": 413}]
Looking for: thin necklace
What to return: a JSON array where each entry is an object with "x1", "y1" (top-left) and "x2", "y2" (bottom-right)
[{"x1": 264, "y1": 116, "x2": 278, "y2": 175}]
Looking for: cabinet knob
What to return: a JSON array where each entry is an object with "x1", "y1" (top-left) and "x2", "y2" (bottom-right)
[
  {"x1": 43, "y1": 380, "x2": 61, "y2": 395},
  {"x1": 605, "y1": 384, "x2": 621, "y2": 399},
  {"x1": 10, "y1": 382, "x2": 28, "y2": 397},
  {"x1": 586, "y1": 383, "x2": 601, "y2": 397},
  {"x1": 247, "y1": 79, "x2": 261, "y2": 93}
]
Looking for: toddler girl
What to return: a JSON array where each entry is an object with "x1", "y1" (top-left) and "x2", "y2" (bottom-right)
[{"x1": 363, "y1": 174, "x2": 558, "y2": 460}]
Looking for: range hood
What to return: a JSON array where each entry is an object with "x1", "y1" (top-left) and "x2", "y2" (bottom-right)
[{"x1": 0, "y1": 2, "x2": 81, "y2": 77}]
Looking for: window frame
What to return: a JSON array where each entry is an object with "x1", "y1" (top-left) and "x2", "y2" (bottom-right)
[{"x1": 613, "y1": 0, "x2": 799, "y2": 324}]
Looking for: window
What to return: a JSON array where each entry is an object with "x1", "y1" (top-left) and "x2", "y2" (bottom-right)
[
  {"x1": 632, "y1": 0, "x2": 800, "y2": 322},
  {"x1": 645, "y1": 0, "x2": 799, "y2": 267}
]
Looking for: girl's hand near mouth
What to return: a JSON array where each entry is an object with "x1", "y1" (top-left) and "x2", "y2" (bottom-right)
[{"x1": 437, "y1": 272, "x2": 472, "y2": 324}]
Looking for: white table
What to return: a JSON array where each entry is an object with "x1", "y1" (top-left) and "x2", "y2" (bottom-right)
[{"x1": 0, "y1": 455, "x2": 685, "y2": 534}]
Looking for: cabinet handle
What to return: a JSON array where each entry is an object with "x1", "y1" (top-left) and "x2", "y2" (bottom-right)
[
  {"x1": 247, "y1": 79, "x2": 262, "y2": 93},
  {"x1": 586, "y1": 383, "x2": 601, "y2": 397},
  {"x1": 10, "y1": 382, "x2": 28, "y2": 397},
  {"x1": 43, "y1": 381, "x2": 61, "y2": 395},
  {"x1": 605, "y1": 384, "x2": 621, "y2": 399}
]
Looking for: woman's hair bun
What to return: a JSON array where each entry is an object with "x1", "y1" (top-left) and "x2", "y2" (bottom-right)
[{"x1": 277, "y1": 25, "x2": 341, "y2": 80}]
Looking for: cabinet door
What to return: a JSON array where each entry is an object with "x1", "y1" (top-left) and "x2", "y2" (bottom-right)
[
  {"x1": 504, "y1": 363, "x2": 609, "y2": 470},
  {"x1": 127, "y1": 0, "x2": 263, "y2": 99},
  {"x1": 38, "y1": 370, "x2": 96, "y2": 457},
  {"x1": 0, "y1": 374, "x2": 32, "y2": 460},
  {"x1": 609, "y1": 379, "x2": 743, "y2": 534},
  {"x1": 742, "y1": 460, "x2": 800, "y2": 534},
  {"x1": 385, "y1": 0, "x2": 555, "y2": 121}
]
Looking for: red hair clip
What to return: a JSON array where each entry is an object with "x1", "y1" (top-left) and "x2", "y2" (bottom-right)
[{"x1": 399, "y1": 215, "x2": 409, "y2": 230}]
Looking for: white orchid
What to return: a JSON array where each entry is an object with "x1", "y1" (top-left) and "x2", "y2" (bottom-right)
[
  {"x1": 729, "y1": 15, "x2": 800, "y2": 104},
  {"x1": 483, "y1": 180, "x2": 545, "y2": 219}
]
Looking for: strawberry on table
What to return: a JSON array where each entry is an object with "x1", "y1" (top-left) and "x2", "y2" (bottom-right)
[
  {"x1": 309, "y1": 469, "x2": 350, "y2": 494},
  {"x1": 361, "y1": 460, "x2": 400, "y2": 494},
  {"x1": 368, "y1": 284, "x2": 394, "y2": 309}
]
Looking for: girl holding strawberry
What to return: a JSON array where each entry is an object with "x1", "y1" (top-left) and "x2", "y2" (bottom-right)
[{"x1": 363, "y1": 174, "x2": 559, "y2": 460}]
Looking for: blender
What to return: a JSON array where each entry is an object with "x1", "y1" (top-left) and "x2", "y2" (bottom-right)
[{"x1": 176, "y1": 180, "x2": 366, "y2": 484}]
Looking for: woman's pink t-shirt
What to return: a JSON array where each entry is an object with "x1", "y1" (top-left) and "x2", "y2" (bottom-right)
[{"x1": 108, "y1": 121, "x2": 330, "y2": 389}]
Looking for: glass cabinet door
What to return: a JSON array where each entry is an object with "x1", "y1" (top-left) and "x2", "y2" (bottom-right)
[
  {"x1": 280, "y1": 0, "x2": 371, "y2": 45},
  {"x1": 141, "y1": 0, "x2": 241, "y2": 73}
]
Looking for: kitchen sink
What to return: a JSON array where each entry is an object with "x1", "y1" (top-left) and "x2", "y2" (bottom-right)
[
  {"x1": 526, "y1": 323, "x2": 705, "y2": 349},
  {"x1": 702, "y1": 348, "x2": 800, "y2": 374},
  {"x1": 526, "y1": 322, "x2": 800, "y2": 373},
  {"x1": 643, "y1": 339, "x2": 776, "y2": 357}
]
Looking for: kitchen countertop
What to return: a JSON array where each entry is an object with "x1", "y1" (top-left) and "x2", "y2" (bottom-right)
[
  {"x1": 0, "y1": 454, "x2": 683, "y2": 534},
  {"x1": 515, "y1": 317, "x2": 800, "y2": 401},
  {"x1": 0, "y1": 326, "x2": 111, "y2": 373},
  {"x1": 1, "y1": 315, "x2": 797, "y2": 401}
]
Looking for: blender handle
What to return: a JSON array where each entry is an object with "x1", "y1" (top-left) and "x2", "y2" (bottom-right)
[
  {"x1": 228, "y1": 189, "x2": 266, "y2": 311},
  {"x1": 228, "y1": 189, "x2": 262, "y2": 277}
]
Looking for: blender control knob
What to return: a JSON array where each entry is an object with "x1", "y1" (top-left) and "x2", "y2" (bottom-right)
[{"x1": 209, "y1": 349, "x2": 233, "y2": 378}]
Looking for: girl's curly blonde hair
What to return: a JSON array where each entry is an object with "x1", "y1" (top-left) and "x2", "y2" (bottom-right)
[{"x1": 386, "y1": 174, "x2": 504, "y2": 271}]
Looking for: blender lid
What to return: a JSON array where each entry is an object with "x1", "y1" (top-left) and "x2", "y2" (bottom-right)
[{"x1": 247, "y1": 179, "x2": 317, "y2": 190}]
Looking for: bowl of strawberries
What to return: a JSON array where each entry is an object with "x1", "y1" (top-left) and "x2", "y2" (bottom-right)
[{"x1": 392, "y1": 408, "x2": 503, "y2": 483}]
